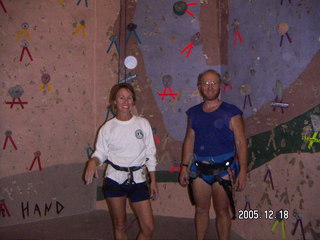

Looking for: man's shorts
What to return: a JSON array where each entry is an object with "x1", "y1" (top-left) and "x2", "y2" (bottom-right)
[
  {"x1": 103, "y1": 177, "x2": 150, "y2": 202},
  {"x1": 190, "y1": 152, "x2": 239, "y2": 185}
]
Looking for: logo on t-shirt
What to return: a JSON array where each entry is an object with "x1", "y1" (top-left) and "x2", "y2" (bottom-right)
[{"x1": 135, "y1": 129, "x2": 144, "y2": 139}]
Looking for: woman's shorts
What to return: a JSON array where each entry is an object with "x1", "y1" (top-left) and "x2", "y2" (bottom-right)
[{"x1": 103, "y1": 177, "x2": 150, "y2": 202}]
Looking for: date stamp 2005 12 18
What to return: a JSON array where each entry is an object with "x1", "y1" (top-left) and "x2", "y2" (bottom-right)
[{"x1": 238, "y1": 209, "x2": 289, "y2": 220}]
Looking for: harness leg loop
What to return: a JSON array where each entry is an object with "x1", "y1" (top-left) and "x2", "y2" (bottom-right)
[{"x1": 216, "y1": 176, "x2": 236, "y2": 220}]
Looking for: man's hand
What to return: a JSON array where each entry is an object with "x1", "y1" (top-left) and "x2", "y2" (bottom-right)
[
  {"x1": 179, "y1": 167, "x2": 190, "y2": 187},
  {"x1": 235, "y1": 170, "x2": 246, "y2": 191}
]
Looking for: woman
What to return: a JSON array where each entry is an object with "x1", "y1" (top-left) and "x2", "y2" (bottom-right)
[{"x1": 85, "y1": 83, "x2": 158, "y2": 240}]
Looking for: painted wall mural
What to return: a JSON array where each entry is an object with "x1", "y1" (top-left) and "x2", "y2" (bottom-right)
[
  {"x1": 225, "y1": 0, "x2": 320, "y2": 118},
  {"x1": 133, "y1": 0, "x2": 219, "y2": 141}
]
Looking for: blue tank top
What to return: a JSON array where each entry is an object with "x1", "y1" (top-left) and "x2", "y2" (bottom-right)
[{"x1": 186, "y1": 102, "x2": 242, "y2": 156}]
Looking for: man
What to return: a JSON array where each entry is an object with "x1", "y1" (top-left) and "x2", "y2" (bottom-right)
[{"x1": 179, "y1": 70, "x2": 247, "y2": 240}]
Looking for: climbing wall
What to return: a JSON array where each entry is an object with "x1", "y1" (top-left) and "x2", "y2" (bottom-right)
[
  {"x1": 224, "y1": 1, "x2": 320, "y2": 239},
  {"x1": 0, "y1": 0, "x2": 119, "y2": 226}
]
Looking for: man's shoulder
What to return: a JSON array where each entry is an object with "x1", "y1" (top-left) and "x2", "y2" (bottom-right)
[
  {"x1": 187, "y1": 102, "x2": 203, "y2": 114},
  {"x1": 221, "y1": 102, "x2": 242, "y2": 114},
  {"x1": 222, "y1": 101, "x2": 238, "y2": 109}
]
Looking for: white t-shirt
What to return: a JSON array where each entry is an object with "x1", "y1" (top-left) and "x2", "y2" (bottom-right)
[{"x1": 92, "y1": 115, "x2": 157, "y2": 184}]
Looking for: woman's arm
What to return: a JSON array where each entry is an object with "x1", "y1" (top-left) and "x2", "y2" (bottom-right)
[
  {"x1": 148, "y1": 171, "x2": 159, "y2": 200},
  {"x1": 84, "y1": 157, "x2": 100, "y2": 184},
  {"x1": 84, "y1": 125, "x2": 109, "y2": 184}
]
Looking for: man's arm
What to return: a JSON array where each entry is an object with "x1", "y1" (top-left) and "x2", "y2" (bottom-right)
[
  {"x1": 230, "y1": 114, "x2": 248, "y2": 191},
  {"x1": 179, "y1": 119, "x2": 195, "y2": 187}
]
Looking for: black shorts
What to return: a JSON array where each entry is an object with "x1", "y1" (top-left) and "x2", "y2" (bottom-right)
[{"x1": 103, "y1": 177, "x2": 150, "y2": 202}]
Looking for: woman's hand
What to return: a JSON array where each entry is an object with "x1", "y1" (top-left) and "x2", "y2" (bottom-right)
[
  {"x1": 84, "y1": 158, "x2": 99, "y2": 184},
  {"x1": 149, "y1": 181, "x2": 159, "y2": 201}
]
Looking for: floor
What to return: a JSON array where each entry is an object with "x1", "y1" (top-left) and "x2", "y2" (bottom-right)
[{"x1": 0, "y1": 210, "x2": 246, "y2": 240}]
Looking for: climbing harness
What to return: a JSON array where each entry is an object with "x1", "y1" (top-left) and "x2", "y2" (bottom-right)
[{"x1": 189, "y1": 156, "x2": 237, "y2": 219}]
